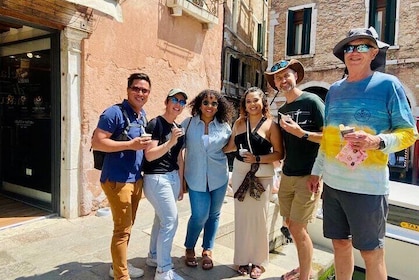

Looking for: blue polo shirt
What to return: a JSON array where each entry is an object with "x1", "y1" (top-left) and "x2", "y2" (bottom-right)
[{"x1": 97, "y1": 99, "x2": 147, "y2": 183}]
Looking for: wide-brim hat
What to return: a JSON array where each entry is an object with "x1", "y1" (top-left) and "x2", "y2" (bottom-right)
[
  {"x1": 264, "y1": 59, "x2": 305, "y2": 90},
  {"x1": 333, "y1": 26, "x2": 389, "y2": 62},
  {"x1": 167, "y1": 88, "x2": 188, "y2": 100}
]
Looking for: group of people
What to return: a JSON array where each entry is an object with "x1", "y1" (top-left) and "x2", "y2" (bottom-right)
[{"x1": 91, "y1": 26, "x2": 417, "y2": 280}]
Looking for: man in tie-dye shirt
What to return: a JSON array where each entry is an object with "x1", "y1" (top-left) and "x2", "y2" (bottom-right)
[{"x1": 307, "y1": 27, "x2": 417, "y2": 280}]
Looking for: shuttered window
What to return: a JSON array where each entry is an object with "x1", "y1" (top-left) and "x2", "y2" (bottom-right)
[
  {"x1": 287, "y1": 8, "x2": 312, "y2": 56},
  {"x1": 369, "y1": 0, "x2": 396, "y2": 45}
]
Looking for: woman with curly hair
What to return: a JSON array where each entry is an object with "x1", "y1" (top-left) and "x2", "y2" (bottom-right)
[
  {"x1": 182, "y1": 89, "x2": 234, "y2": 271},
  {"x1": 223, "y1": 87, "x2": 283, "y2": 279}
]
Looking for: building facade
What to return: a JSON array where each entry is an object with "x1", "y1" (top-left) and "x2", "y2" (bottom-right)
[
  {"x1": 267, "y1": 0, "x2": 419, "y2": 182},
  {"x1": 222, "y1": 0, "x2": 269, "y2": 104},
  {"x1": 0, "y1": 0, "x2": 223, "y2": 219}
]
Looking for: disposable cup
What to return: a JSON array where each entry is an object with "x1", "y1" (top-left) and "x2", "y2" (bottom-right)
[{"x1": 239, "y1": 148, "x2": 248, "y2": 157}]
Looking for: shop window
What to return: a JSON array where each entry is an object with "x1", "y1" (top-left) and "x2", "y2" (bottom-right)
[
  {"x1": 287, "y1": 6, "x2": 313, "y2": 56},
  {"x1": 369, "y1": 0, "x2": 396, "y2": 45}
]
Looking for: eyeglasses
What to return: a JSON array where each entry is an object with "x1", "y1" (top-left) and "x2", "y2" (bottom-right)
[
  {"x1": 202, "y1": 100, "x2": 218, "y2": 107},
  {"x1": 130, "y1": 86, "x2": 150, "y2": 94},
  {"x1": 343, "y1": 44, "x2": 373, "y2": 54},
  {"x1": 270, "y1": 60, "x2": 289, "y2": 72},
  {"x1": 169, "y1": 97, "x2": 186, "y2": 107}
]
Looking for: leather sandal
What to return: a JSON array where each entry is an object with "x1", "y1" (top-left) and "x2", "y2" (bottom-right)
[
  {"x1": 201, "y1": 250, "x2": 213, "y2": 270},
  {"x1": 250, "y1": 264, "x2": 264, "y2": 279},
  {"x1": 237, "y1": 265, "x2": 249, "y2": 275},
  {"x1": 184, "y1": 248, "x2": 198, "y2": 267}
]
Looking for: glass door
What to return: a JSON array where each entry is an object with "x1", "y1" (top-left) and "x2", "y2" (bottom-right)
[{"x1": 0, "y1": 36, "x2": 53, "y2": 207}]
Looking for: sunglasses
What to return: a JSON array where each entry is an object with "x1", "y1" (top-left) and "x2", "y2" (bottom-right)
[
  {"x1": 130, "y1": 86, "x2": 150, "y2": 94},
  {"x1": 169, "y1": 97, "x2": 186, "y2": 107},
  {"x1": 202, "y1": 100, "x2": 218, "y2": 107},
  {"x1": 343, "y1": 44, "x2": 374, "y2": 54},
  {"x1": 270, "y1": 60, "x2": 289, "y2": 72}
]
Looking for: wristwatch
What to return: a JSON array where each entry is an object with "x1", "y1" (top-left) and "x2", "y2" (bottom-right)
[
  {"x1": 255, "y1": 155, "x2": 261, "y2": 163},
  {"x1": 378, "y1": 138, "x2": 386, "y2": 150},
  {"x1": 302, "y1": 132, "x2": 309, "y2": 141}
]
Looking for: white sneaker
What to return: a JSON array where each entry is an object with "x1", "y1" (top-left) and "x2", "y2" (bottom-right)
[
  {"x1": 146, "y1": 257, "x2": 157, "y2": 267},
  {"x1": 109, "y1": 262, "x2": 144, "y2": 278},
  {"x1": 154, "y1": 269, "x2": 184, "y2": 280}
]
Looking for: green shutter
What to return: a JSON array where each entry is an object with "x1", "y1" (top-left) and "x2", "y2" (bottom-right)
[
  {"x1": 369, "y1": 0, "x2": 377, "y2": 27},
  {"x1": 385, "y1": 0, "x2": 396, "y2": 45},
  {"x1": 287, "y1": 10, "x2": 295, "y2": 56},
  {"x1": 302, "y1": 8, "x2": 312, "y2": 54}
]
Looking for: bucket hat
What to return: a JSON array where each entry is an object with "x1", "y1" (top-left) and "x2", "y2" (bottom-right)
[
  {"x1": 167, "y1": 88, "x2": 188, "y2": 100},
  {"x1": 264, "y1": 59, "x2": 305, "y2": 90},
  {"x1": 333, "y1": 26, "x2": 389, "y2": 62}
]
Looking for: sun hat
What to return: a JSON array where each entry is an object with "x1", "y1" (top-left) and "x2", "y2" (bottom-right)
[
  {"x1": 264, "y1": 59, "x2": 305, "y2": 90},
  {"x1": 167, "y1": 88, "x2": 188, "y2": 100},
  {"x1": 333, "y1": 26, "x2": 390, "y2": 62}
]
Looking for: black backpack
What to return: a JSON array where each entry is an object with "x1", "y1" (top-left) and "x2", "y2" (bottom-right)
[{"x1": 91, "y1": 104, "x2": 131, "y2": 170}]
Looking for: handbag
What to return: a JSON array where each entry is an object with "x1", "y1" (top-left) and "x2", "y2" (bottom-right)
[{"x1": 246, "y1": 118, "x2": 275, "y2": 178}]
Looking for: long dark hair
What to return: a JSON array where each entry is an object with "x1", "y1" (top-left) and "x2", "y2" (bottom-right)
[
  {"x1": 188, "y1": 89, "x2": 235, "y2": 123},
  {"x1": 240, "y1": 87, "x2": 272, "y2": 119}
]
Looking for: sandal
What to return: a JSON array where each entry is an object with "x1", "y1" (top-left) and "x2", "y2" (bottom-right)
[
  {"x1": 201, "y1": 250, "x2": 213, "y2": 270},
  {"x1": 237, "y1": 265, "x2": 249, "y2": 276},
  {"x1": 281, "y1": 267, "x2": 314, "y2": 280},
  {"x1": 184, "y1": 248, "x2": 198, "y2": 267},
  {"x1": 281, "y1": 268, "x2": 299, "y2": 280},
  {"x1": 250, "y1": 264, "x2": 264, "y2": 279}
]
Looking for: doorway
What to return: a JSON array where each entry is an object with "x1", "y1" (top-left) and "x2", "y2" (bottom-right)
[{"x1": 0, "y1": 21, "x2": 60, "y2": 214}]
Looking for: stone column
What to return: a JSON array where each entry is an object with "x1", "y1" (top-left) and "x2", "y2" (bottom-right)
[{"x1": 60, "y1": 27, "x2": 88, "y2": 218}]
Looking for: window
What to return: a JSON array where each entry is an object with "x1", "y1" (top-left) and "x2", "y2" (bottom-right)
[
  {"x1": 229, "y1": 57, "x2": 239, "y2": 84},
  {"x1": 241, "y1": 63, "x2": 248, "y2": 87},
  {"x1": 257, "y1": 23, "x2": 263, "y2": 54},
  {"x1": 287, "y1": 7, "x2": 312, "y2": 56},
  {"x1": 369, "y1": 0, "x2": 396, "y2": 45}
]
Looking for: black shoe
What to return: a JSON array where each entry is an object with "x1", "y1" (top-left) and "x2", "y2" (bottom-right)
[{"x1": 280, "y1": 226, "x2": 293, "y2": 243}]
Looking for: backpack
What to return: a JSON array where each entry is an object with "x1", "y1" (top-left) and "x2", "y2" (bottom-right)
[{"x1": 91, "y1": 104, "x2": 131, "y2": 170}]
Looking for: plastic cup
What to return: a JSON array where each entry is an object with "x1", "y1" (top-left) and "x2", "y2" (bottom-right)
[
  {"x1": 239, "y1": 148, "x2": 248, "y2": 157},
  {"x1": 340, "y1": 127, "x2": 354, "y2": 137},
  {"x1": 141, "y1": 133, "x2": 152, "y2": 139}
]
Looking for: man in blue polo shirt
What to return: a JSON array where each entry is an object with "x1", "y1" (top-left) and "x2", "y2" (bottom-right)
[{"x1": 91, "y1": 73, "x2": 152, "y2": 280}]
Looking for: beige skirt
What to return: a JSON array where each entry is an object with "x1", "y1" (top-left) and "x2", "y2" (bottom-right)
[{"x1": 231, "y1": 158, "x2": 273, "y2": 268}]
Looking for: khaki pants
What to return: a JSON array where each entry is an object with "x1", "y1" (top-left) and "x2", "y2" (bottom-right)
[{"x1": 101, "y1": 179, "x2": 143, "y2": 280}]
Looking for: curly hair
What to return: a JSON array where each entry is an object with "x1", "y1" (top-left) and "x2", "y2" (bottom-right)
[
  {"x1": 188, "y1": 89, "x2": 235, "y2": 123},
  {"x1": 239, "y1": 87, "x2": 272, "y2": 119}
]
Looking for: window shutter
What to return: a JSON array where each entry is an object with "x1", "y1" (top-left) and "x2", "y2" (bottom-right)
[
  {"x1": 385, "y1": 0, "x2": 396, "y2": 45},
  {"x1": 287, "y1": 10, "x2": 295, "y2": 56},
  {"x1": 369, "y1": 0, "x2": 377, "y2": 28},
  {"x1": 302, "y1": 8, "x2": 312, "y2": 54}
]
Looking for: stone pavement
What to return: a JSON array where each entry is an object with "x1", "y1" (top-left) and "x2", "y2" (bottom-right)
[{"x1": 0, "y1": 194, "x2": 334, "y2": 280}]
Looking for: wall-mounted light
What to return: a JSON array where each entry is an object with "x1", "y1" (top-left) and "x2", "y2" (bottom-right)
[{"x1": 26, "y1": 52, "x2": 33, "y2": 58}]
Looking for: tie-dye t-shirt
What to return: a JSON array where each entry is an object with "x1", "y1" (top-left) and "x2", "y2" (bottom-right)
[{"x1": 311, "y1": 72, "x2": 417, "y2": 195}]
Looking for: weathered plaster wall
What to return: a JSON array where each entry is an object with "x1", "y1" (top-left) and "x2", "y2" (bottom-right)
[{"x1": 80, "y1": 1, "x2": 224, "y2": 215}]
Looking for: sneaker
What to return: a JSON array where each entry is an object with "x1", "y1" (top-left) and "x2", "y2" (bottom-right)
[
  {"x1": 154, "y1": 269, "x2": 184, "y2": 280},
  {"x1": 146, "y1": 257, "x2": 157, "y2": 267},
  {"x1": 109, "y1": 262, "x2": 144, "y2": 278}
]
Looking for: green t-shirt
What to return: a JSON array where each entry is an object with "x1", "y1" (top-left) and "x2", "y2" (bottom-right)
[{"x1": 278, "y1": 92, "x2": 325, "y2": 176}]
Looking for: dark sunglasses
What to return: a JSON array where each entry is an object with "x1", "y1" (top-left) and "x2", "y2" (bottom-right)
[
  {"x1": 270, "y1": 60, "x2": 289, "y2": 72},
  {"x1": 169, "y1": 97, "x2": 186, "y2": 107},
  {"x1": 343, "y1": 44, "x2": 373, "y2": 54},
  {"x1": 202, "y1": 100, "x2": 218, "y2": 107},
  {"x1": 130, "y1": 86, "x2": 150, "y2": 94}
]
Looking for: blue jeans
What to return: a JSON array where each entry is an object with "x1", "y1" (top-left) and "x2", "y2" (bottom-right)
[
  {"x1": 143, "y1": 170, "x2": 180, "y2": 273},
  {"x1": 184, "y1": 183, "x2": 227, "y2": 250}
]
